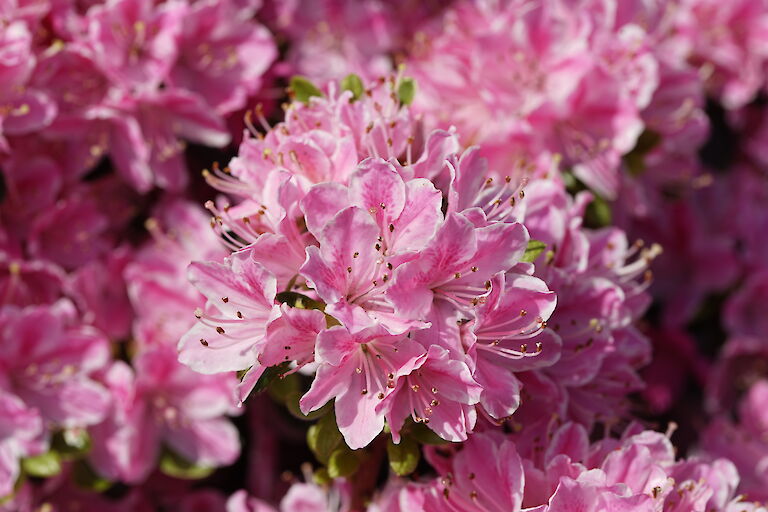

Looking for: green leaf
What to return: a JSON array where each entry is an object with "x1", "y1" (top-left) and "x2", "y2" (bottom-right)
[
  {"x1": 397, "y1": 78, "x2": 417, "y2": 105},
  {"x1": 267, "y1": 372, "x2": 300, "y2": 403},
  {"x1": 624, "y1": 129, "x2": 662, "y2": 177},
  {"x1": 313, "y1": 467, "x2": 332, "y2": 486},
  {"x1": 584, "y1": 195, "x2": 612, "y2": 228},
  {"x1": 249, "y1": 362, "x2": 291, "y2": 398},
  {"x1": 521, "y1": 240, "x2": 547, "y2": 263},
  {"x1": 22, "y1": 452, "x2": 61, "y2": 478},
  {"x1": 340, "y1": 74, "x2": 365, "y2": 101},
  {"x1": 159, "y1": 449, "x2": 215, "y2": 480},
  {"x1": 409, "y1": 422, "x2": 450, "y2": 445},
  {"x1": 387, "y1": 438, "x2": 420, "y2": 476},
  {"x1": 275, "y1": 291, "x2": 325, "y2": 311},
  {"x1": 327, "y1": 447, "x2": 360, "y2": 479},
  {"x1": 72, "y1": 460, "x2": 112, "y2": 492},
  {"x1": 286, "y1": 391, "x2": 332, "y2": 421},
  {"x1": 307, "y1": 411, "x2": 343, "y2": 464},
  {"x1": 289, "y1": 76, "x2": 323, "y2": 104}
]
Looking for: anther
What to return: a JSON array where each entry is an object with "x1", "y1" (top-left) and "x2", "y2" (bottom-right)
[{"x1": 216, "y1": 326, "x2": 225, "y2": 334}]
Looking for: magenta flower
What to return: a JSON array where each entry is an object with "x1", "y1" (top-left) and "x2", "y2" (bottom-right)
[
  {"x1": 299, "y1": 324, "x2": 424, "y2": 449},
  {"x1": 104, "y1": 89, "x2": 230, "y2": 192},
  {"x1": 0, "y1": 389, "x2": 44, "y2": 498},
  {"x1": 89, "y1": 345, "x2": 240, "y2": 484}
]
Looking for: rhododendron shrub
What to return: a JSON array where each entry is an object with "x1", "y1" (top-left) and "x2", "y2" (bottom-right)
[{"x1": 3, "y1": 0, "x2": 768, "y2": 510}]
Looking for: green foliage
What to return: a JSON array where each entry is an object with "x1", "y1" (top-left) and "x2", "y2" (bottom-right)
[
  {"x1": 327, "y1": 447, "x2": 360, "y2": 479},
  {"x1": 397, "y1": 78, "x2": 417, "y2": 105},
  {"x1": 159, "y1": 449, "x2": 215, "y2": 480},
  {"x1": 22, "y1": 452, "x2": 61, "y2": 478},
  {"x1": 387, "y1": 437, "x2": 420, "y2": 476},
  {"x1": 72, "y1": 461, "x2": 112, "y2": 492},
  {"x1": 307, "y1": 411, "x2": 344, "y2": 464},
  {"x1": 341, "y1": 74, "x2": 365, "y2": 100},
  {"x1": 289, "y1": 76, "x2": 323, "y2": 104},
  {"x1": 521, "y1": 240, "x2": 547, "y2": 263}
]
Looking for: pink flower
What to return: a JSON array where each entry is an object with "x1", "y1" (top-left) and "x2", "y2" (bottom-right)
[
  {"x1": 169, "y1": 0, "x2": 276, "y2": 115},
  {"x1": 380, "y1": 345, "x2": 481, "y2": 443},
  {"x1": 126, "y1": 198, "x2": 226, "y2": 347},
  {"x1": 463, "y1": 272, "x2": 560, "y2": 420},
  {"x1": 0, "y1": 389, "x2": 44, "y2": 498},
  {"x1": 299, "y1": 324, "x2": 424, "y2": 449},
  {"x1": 0, "y1": 300, "x2": 110, "y2": 427},
  {"x1": 0, "y1": 254, "x2": 64, "y2": 307},
  {"x1": 388, "y1": 212, "x2": 529, "y2": 321},
  {"x1": 89, "y1": 345, "x2": 240, "y2": 483},
  {"x1": 27, "y1": 190, "x2": 112, "y2": 271},
  {"x1": 86, "y1": 0, "x2": 185, "y2": 89},
  {"x1": 103, "y1": 89, "x2": 231, "y2": 192},
  {"x1": 177, "y1": 248, "x2": 281, "y2": 388},
  {"x1": 67, "y1": 246, "x2": 134, "y2": 341},
  {"x1": 300, "y1": 159, "x2": 443, "y2": 333},
  {"x1": 673, "y1": 0, "x2": 768, "y2": 109}
]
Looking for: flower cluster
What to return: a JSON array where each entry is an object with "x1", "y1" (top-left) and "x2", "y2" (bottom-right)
[
  {"x1": 0, "y1": 0, "x2": 275, "y2": 192},
  {"x1": 2, "y1": 0, "x2": 768, "y2": 510}
]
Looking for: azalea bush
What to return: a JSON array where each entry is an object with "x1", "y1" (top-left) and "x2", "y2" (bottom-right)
[{"x1": 2, "y1": 0, "x2": 768, "y2": 511}]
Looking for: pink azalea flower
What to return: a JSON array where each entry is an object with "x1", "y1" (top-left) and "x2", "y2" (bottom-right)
[
  {"x1": 27, "y1": 190, "x2": 112, "y2": 271},
  {"x1": 380, "y1": 345, "x2": 481, "y2": 443},
  {"x1": 299, "y1": 324, "x2": 424, "y2": 449},
  {"x1": 0, "y1": 299, "x2": 110, "y2": 427},
  {"x1": 103, "y1": 88, "x2": 231, "y2": 192},
  {"x1": 0, "y1": 254, "x2": 64, "y2": 307},
  {"x1": 300, "y1": 159, "x2": 443, "y2": 333},
  {"x1": 463, "y1": 272, "x2": 560, "y2": 420},
  {"x1": 86, "y1": 0, "x2": 185, "y2": 90},
  {"x1": 673, "y1": 0, "x2": 768, "y2": 109},
  {"x1": 177, "y1": 248, "x2": 281, "y2": 380},
  {"x1": 126, "y1": 198, "x2": 226, "y2": 347},
  {"x1": 67, "y1": 246, "x2": 134, "y2": 341},
  {"x1": 89, "y1": 345, "x2": 240, "y2": 484},
  {"x1": 388, "y1": 212, "x2": 529, "y2": 321},
  {"x1": 0, "y1": 389, "x2": 44, "y2": 498},
  {"x1": 169, "y1": 0, "x2": 276, "y2": 115}
]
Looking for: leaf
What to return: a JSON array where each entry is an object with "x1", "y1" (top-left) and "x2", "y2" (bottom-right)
[
  {"x1": 289, "y1": 76, "x2": 323, "y2": 104},
  {"x1": 267, "y1": 372, "x2": 300, "y2": 403},
  {"x1": 275, "y1": 291, "x2": 325, "y2": 311},
  {"x1": 72, "y1": 460, "x2": 112, "y2": 492},
  {"x1": 521, "y1": 240, "x2": 547, "y2": 263},
  {"x1": 159, "y1": 449, "x2": 214, "y2": 480},
  {"x1": 409, "y1": 422, "x2": 450, "y2": 445},
  {"x1": 313, "y1": 467, "x2": 332, "y2": 486},
  {"x1": 307, "y1": 411, "x2": 343, "y2": 464},
  {"x1": 327, "y1": 447, "x2": 360, "y2": 479},
  {"x1": 397, "y1": 78, "x2": 417, "y2": 105},
  {"x1": 286, "y1": 391, "x2": 332, "y2": 421},
  {"x1": 340, "y1": 74, "x2": 365, "y2": 101},
  {"x1": 22, "y1": 452, "x2": 61, "y2": 478},
  {"x1": 251, "y1": 362, "x2": 291, "y2": 395},
  {"x1": 584, "y1": 196, "x2": 612, "y2": 228},
  {"x1": 387, "y1": 438, "x2": 420, "y2": 476}
]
